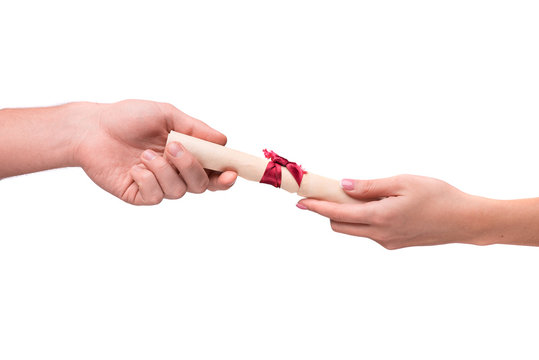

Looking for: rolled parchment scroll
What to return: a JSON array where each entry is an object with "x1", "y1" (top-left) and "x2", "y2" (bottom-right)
[{"x1": 166, "y1": 131, "x2": 357, "y2": 204}]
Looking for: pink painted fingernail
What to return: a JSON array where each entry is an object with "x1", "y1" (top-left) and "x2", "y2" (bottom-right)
[
  {"x1": 340, "y1": 179, "x2": 355, "y2": 190},
  {"x1": 296, "y1": 202, "x2": 307, "y2": 210},
  {"x1": 168, "y1": 142, "x2": 183, "y2": 157},
  {"x1": 142, "y1": 149, "x2": 157, "y2": 161}
]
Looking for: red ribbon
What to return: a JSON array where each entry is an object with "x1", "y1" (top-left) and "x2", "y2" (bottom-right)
[{"x1": 260, "y1": 149, "x2": 306, "y2": 188}]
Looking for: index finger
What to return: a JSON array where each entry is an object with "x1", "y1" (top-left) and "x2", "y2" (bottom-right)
[
  {"x1": 297, "y1": 198, "x2": 379, "y2": 224},
  {"x1": 162, "y1": 103, "x2": 227, "y2": 145}
]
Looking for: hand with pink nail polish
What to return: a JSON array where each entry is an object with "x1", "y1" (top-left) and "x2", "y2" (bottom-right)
[
  {"x1": 297, "y1": 175, "x2": 539, "y2": 249},
  {"x1": 0, "y1": 100, "x2": 237, "y2": 205}
]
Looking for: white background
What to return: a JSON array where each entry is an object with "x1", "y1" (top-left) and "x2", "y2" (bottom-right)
[{"x1": 1, "y1": 1, "x2": 539, "y2": 359}]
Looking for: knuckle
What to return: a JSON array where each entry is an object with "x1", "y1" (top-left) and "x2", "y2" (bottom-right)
[
  {"x1": 396, "y1": 173, "x2": 412, "y2": 180},
  {"x1": 167, "y1": 186, "x2": 187, "y2": 199},
  {"x1": 159, "y1": 102, "x2": 175, "y2": 114},
  {"x1": 395, "y1": 174, "x2": 413, "y2": 187},
  {"x1": 152, "y1": 157, "x2": 169, "y2": 172},
  {"x1": 180, "y1": 155, "x2": 196, "y2": 170},
  {"x1": 161, "y1": 102, "x2": 174, "y2": 110},
  {"x1": 201, "y1": 177, "x2": 210, "y2": 190},
  {"x1": 190, "y1": 177, "x2": 209, "y2": 194},
  {"x1": 357, "y1": 180, "x2": 372, "y2": 196},
  {"x1": 148, "y1": 194, "x2": 163, "y2": 205},
  {"x1": 140, "y1": 171, "x2": 154, "y2": 183},
  {"x1": 357, "y1": 180, "x2": 375, "y2": 197}
]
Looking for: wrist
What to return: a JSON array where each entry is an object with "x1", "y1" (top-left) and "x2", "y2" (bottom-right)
[
  {"x1": 62, "y1": 101, "x2": 103, "y2": 168},
  {"x1": 460, "y1": 195, "x2": 499, "y2": 245},
  {"x1": 463, "y1": 195, "x2": 525, "y2": 246}
]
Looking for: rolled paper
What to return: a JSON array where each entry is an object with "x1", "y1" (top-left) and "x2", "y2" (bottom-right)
[{"x1": 166, "y1": 131, "x2": 359, "y2": 204}]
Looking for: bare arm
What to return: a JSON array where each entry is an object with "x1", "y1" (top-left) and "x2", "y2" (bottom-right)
[
  {"x1": 0, "y1": 102, "x2": 89, "y2": 178},
  {"x1": 297, "y1": 175, "x2": 539, "y2": 249}
]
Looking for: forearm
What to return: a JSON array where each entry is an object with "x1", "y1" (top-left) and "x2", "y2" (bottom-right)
[
  {"x1": 0, "y1": 102, "x2": 96, "y2": 179},
  {"x1": 469, "y1": 196, "x2": 539, "y2": 246}
]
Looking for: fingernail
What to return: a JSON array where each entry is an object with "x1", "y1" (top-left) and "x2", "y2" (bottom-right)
[
  {"x1": 142, "y1": 149, "x2": 157, "y2": 161},
  {"x1": 340, "y1": 179, "x2": 355, "y2": 190},
  {"x1": 168, "y1": 142, "x2": 183, "y2": 157},
  {"x1": 296, "y1": 202, "x2": 307, "y2": 210}
]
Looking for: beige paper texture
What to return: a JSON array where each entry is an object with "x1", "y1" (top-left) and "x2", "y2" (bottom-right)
[{"x1": 167, "y1": 131, "x2": 358, "y2": 203}]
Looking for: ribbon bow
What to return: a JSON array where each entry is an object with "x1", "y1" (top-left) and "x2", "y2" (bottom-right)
[{"x1": 260, "y1": 149, "x2": 306, "y2": 188}]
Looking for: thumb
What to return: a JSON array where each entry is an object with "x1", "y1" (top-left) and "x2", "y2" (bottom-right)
[{"x1": 340, "y1": 176, "x2": 402, "y2": 199}]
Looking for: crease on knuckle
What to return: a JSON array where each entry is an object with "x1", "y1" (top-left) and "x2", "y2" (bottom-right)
[
  {"x1": 152, "y1": 158, "x2": 170, "y2": 173},
  {"x1": 358, "y1": 180, "x2": 375, "y2": 197}
]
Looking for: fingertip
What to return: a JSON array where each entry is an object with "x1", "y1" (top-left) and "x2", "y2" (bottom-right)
[
  {"x1": 218, "y1": 133, "x2": 228, "y2": 146},
  {"x1": 166, "y1": 141, "x2": 184, "y2": 158},
  {"x1": 141, "y1": 149, "x2": 158, "y2": 162},
  {"x1": 296, "y1": 201, "x2": 308, "y2": 210},
  {"x1": 208, "y1": 132, "x2": 227, "y2": 146},
  {"x1": 298, "y1": 198, "x2": 315, "y2": 207},
  {"x1": 195, "y1": 124, "x2": 227, "y2": 146},
  {"x1": 219, "y1": 171, "x2": 237, "y2": 187}
]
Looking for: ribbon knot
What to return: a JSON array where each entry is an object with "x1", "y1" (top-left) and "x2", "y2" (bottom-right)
[{"x1": 260, "y1": 149, "x2": 306, "y2": 188}]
